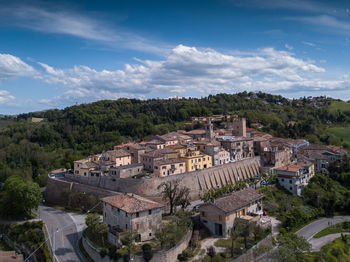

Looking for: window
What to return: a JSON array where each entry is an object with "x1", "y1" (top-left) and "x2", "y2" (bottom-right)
[
  {"x1": 289, "y1": 187, "x2": 292, "y2": 190},
  {"x1": 126, "y1": 224, "x2": 128, "y2": 229},
  {"x1": 136, "y1": 224, "x2": 139, "y2": 230},
  {"x1": 84, "y1": 172, "x2": 87, "y2": 176},
  {"x1": 201, "y1": 211, "x2": 206, "y2": 217},
  {"x1": 149, "y1": 233, "x2": 152, "y2": 236},
  {"x1": 226, "y1": 216, "x2": 229, "y2": 221},
  {"x1": 149, "y1": 210, "x2": 152, "y2": 215},
  {"x1": 289, "y1": 180, "x2": 292, "y2": 184},
  {"x1": 136, "y1": 212, "x2": 139, "y2": 217},
  {"x1": 219, "y1": 215, "x2": 222, "y2": 221}
]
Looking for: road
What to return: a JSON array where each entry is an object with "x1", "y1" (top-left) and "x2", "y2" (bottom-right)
[
  {"x1": 296, "y1": 216, "x2": 350, "y2": 251},
  {"x1": 38, "y1": 205, "x2": 87, "y2": 262}
]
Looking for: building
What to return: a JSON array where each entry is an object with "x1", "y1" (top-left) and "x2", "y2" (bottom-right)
[
  {"x1": 73, "y1": 159, "x2": 98, "y2": 176},
  {"x1": 218, "y1": 136, "x2": 254, "y2": 161},
  {"x1": 102, "y1": 193, "x2": 163, "y2": 243},
  {"x1": 108, "y1": 164, "x2": 144, "y2": 178},
  {"x1": 125, "y1": 144, "x2": 148, "y2": 164},
  {"x1": 185, "y1": 129, "x2": 207, "y2": 140},
  {"x1": 141, "y1": 148, "x2": 178, "y2": 171},
  {"x1": 179, "y1": 150, "x2": 212, "y2": 172},
  {"x1": 194, "y1": 141, "x2": 230, "y2": 166},
  {"x1": 205, "y1": 118, "x2": 215, "y2": 141},
  {"x1": 260, "y1": 146, "x2": 294, "y2": 169},
  {"x1": 199, "y1": 188, "x2": 264, "y2": 237},
  {"x1": 102, "y1": 149, "x2": 131, "y2": 166},
  {"x1": 225, "y1": 118, "x2": 246, "y2": 137},
  {"x1": 153, "y1": 159, "x2": 186, "y2": 177},
  {"x1": 275, "y1": 162, "x2": 314, "y2": 196},
  {"x1": 0, "y1": 251, "x2": 23, "y2": 262}
]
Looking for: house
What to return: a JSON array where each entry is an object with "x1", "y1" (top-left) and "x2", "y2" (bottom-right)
[
  {"x1": 153, "y1": 159, "x2": 186, "y2": 177},
  {"x1": 102, "y1": 149, "x2": 131, "y2": 166},
  {"x1": 102, "y1": 193, "x2": 163, "y2": 243},
  {"x1": 199, "y1": 188, "x2": 264, "y2": 237},
  {"x1": 73, "y1": 159, "x2": 98, "y2": 176},
  {"x1": 108, "y1": 164, "x2": 144, "y2": 178},
  {"x1": 0, "y1": 251, "x2": 23, "y2": 262},
  {"x1": 194, "y1": 141, "x2": 230, "y2": 166},
  {"x1": 275, "y1": 162, "x2": 314, "y2": 196},
  {"x1": 140, "y1": 148, "x2": 178, "y2": 171},
  {"x1": 179, "y1": 150, "x2": 212, "y2": 172}
]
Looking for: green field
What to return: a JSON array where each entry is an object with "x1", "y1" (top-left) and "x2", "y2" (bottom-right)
[
  {"x1": 329, "y1": 101, "x2": 350, "y2": 113},
  {"x1": 327, "y1": 127, "x2": 350, "y2": 144}
]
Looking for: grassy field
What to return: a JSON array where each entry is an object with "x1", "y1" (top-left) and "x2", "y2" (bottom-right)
[
  {"x1": 329, "y1": 101, "x2": 350, "y2": 113},
  {"x1": 313, "y1": 221, "x2": 350, "y2": 238},
  {"x1": 327, "y1": 127, "x2": 350, "y2": 144}
]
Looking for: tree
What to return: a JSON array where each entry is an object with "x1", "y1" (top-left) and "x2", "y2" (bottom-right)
[
  {"x1": 229, "y1": 226, "x2": 240, "y2": 257},
  {"x1": 157, "y1": 180, "x2": 190, "y2": 214},
  {"x1": 121, "y1": 231, "x2": 138, "y2": 258},
  {"x1": 235, "y1": 219, "x2": 254, "y2": 249},
  {"x1": 271, "y1": 233, "x2": 311, "y2": 262},
  {"x1": 85, "y1": 213, "x2": 100, "y2": 234},
  {"x1": 95, "y1": 222, "x2": 109, "y2": 246},
  {"x1": 142, "y1": 243, "x2": 153, "y2": 262},
  {"x1": 1, "y1": 175, "x2": 41, "y2": 218},
  {"x1": 253, "y1": 223, "x2": 263, "y2": 242}
]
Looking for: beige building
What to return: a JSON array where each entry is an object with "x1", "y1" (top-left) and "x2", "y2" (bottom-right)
[
  {"x1": 225, "y1": 118, "x2": 246, "y2": 137},
  {"x1": 179, "y1": 150, "x2": 212, "y2": 172},
  {"x1": 154, "y1": 159, "x2": 186, "y2": 177},
  {"x1": 219, "y1": 137, "x2": 254, "y2": 161},
  {"x1": 73, "y1": 158, "x2": 98, "y2": 176},
  {"x1": 103, "y1": 149, "x2": 131, "y2": 166},
  {"x1": 102, "y1": 193, "x2": 163, "y2": 242},
  {"x1": 141, "y1": 148, "x2": 178, "y2": 171},
  {"x1": 199, "y1": 188, "x2": 264, "y2": 237}
]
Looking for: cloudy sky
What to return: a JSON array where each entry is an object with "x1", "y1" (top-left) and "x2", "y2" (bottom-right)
[{"x1": 1, "y1": 0, "x2": 350, "y2": 114}]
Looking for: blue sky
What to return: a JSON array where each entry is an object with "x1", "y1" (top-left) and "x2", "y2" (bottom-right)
[{"x1": 1, "y1": 0, "x2": 350, "y2": 114}]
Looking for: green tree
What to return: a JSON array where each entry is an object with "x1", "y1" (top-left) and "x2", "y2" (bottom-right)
[
  {"x1": 1, "y1": 176, "x2": 41, "y2": 218},
  {"x1": 271, "y1": 233, "x2": 311, "y2": 262},
  {"x1": 142, "y1": 243, "x2": 153, "y2": 262},
  {"x1": 235, "y1": 219, "x2": 254, "y2": 249},
  {"x1": 85, "y1": 212, "x2": 100, "y2": 235},
  {"x1": 95, "y1": 222, "x2": 109, "y2": 246}
]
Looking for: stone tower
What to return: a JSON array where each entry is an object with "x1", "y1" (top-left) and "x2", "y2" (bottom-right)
[
  {"x1": 231, "y1": 118, "x2": 246, "y2": 137},
  {"x1": 206, "y1": 117, "x2": 214, "y2": 140}
]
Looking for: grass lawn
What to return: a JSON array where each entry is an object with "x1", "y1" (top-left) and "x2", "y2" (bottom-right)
[
  {"x1": 329, "y1": 101, "x2": 350, "y2": 113},
  {"x1": 313, "y1": 221, "x2": 350, "y2": 238},
  {"x1": 307, "y1": 236, "x2": 350, "y2": 261},
  {"x1": 327, "y1": 127, "x2": 350, "y2": 144}
]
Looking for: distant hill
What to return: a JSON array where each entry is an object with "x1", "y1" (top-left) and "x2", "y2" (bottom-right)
[{"x1": 0, "y1": 92, "x2": 349, "y2": 185}]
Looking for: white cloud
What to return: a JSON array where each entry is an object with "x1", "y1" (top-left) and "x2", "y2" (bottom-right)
[
  {"x1": 296, "y1": 15, "x2": 350, "y2": 35},
  {"x1": 35, "y1": 44, "x2": 350, "y2": 101},
  {"x1": 0, "y1": 54, "x2": 36, "y2": 80},
  {"x1": 302, "y1": 41, "x2": 316, "y2": 47},
  {"x1": 0, "y1": 90, "x2": 15, "y2": 104},
  {"x1": 0, "y1": 4, "x2": 170, "y2": 55},
  {"x1": 285, "y1": 44, "x2": 294, "y2": 50}
]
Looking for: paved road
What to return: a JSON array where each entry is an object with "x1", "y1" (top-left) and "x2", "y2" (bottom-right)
[
  {"x1": 310, "y1": 233, "x2": 350, "y2": 251},
  {"x1": 38, "y1": 206, "x2": 87, "y2": 262},
  {"x1": 296, "y1": 216, "x2": 350, "y2": 241}
]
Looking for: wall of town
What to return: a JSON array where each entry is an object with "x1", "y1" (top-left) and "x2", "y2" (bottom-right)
[{"x1": 65, "y1": 157, "x2": 261, "y2": 199}]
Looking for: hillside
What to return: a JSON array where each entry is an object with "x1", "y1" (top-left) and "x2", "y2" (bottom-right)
[{"x1": 0, "y1": 92, "x2": 349, "y2": 185}]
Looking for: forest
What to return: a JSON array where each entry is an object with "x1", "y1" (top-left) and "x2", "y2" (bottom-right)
[{"x1": 0, "y1": 92, "x2": 349, "y2": 186}]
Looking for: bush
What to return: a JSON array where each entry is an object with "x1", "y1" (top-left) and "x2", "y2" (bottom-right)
[
  {"x1": 100, "y1": 248, "x2": 108, "y2": 258},
  {"x1": 178, "y1": 247, "x2": 193, "y2": 261},
  {"x1": 142, "y1": 244, "x2": 153, "y2": 262}
]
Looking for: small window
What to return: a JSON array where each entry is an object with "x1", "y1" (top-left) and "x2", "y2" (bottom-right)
[
  {"x1": 126, "y1": 224, "x2": 128, "y2": 229},
  {"x1": 219, "y1": 215, "x2": 222, "y2": 221},
  {"x1": 149, "y1": 210, "x2": 152, "y2": 215},
  {"x1": 201, "y1": 211, "x2": 206, "y2": 217},
  {"x1": 136, "y1": 224, "x2": 139, "y2": 230},
  {"x1": 226, "y1": 216, "x2": 229, "y2": 221},
  {"x1": 149, "y1": 233, "x2": 152, "y2": 236},
  {"x1": 136, "y1": 212, "x2": 139, "y2": 217}
]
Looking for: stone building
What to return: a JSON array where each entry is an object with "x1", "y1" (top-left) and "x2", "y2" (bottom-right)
[
  {"x1": 73, "y1": 159, "x2": 98, "y2": 176},
  {"x1": 108, "y1": 164, "x2": 144, "y2": 178},
  {"x1": 199, "y1": 188, "x2": 264, "y2": 237},
  {"x1": 102, "y1": 149, "x2": 131, "y2": 166},
  {"x1": 194, "y1": 141, "x2": 230, "y2": 166},
  {"x1": 225, "y1": 118, "x2": 246, "y2": 137},
  {"x1": 275, "y1": 162, "x2": 314, "y2": 196},
  {"x1": 218, "y1": 136, "x2": 254, "y2": 161},
  {"x1": 141, "y1": 148, "x2": 178, "y2": 171},
  {"x1": 153, "y1": 158, "x2": 186, "y2": 177},
  {"x1": 260, "y1": 146, "x2": 294, "y2": 169},
  {"x1": 102, "y1": 193, "x2": 163, "y2": 243}
]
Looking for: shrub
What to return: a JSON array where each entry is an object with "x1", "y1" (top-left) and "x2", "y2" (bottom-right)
[
  {"x1": 178, "y1": 247, "x2": 193, "y2": 261},
  {"x1": 142, "y1": 244, "x2": 153, "y2": 262},
  {"x1": 100, "y1": 248, "x2": 108, "y2": 258}
]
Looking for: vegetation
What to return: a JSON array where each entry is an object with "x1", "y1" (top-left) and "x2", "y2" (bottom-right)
[
  {"x1": 84, "y1": 213, "x2": 110, "y2": 248},
  {"x1": 0, "y1": 221, "x2": 50, "y2": 262},
  {"x1": 258, "y1": 185, "x2": 324, "y2": 231},
  {"x1": 0, "y1": 93, "x2": 349, "y2": 188},
  {"x1": 308, "y1": 234, "x2": 350, "y2": 261},
  {"x1": 313, "y1": 221, "x2": 350, "y2": 238},
  {"x1": 0, "y1": 175, "x2": 42, "y2": 218},
  {"x1": 157, "y1": 180, "x2": 190, "y2": 214}
]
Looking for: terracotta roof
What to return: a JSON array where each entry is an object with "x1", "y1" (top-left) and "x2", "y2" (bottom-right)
[
  {"x1": 0, "y1": 251, "x2": 24, "y2": 262},
  {"x1": 102, "y1": 193, "x2": 163, "y2": 213},
  {"x1": 186, "y1": 129, "x2": 206, "y2": 135},
  {"x1": 274, "y1": 164, "x2": 303, "y2": 173},
  {"x1": 106, "y1": 149, "x2": 131, "y2": 158},
  {"x1": 154, "y1": 159, "x2": 185, "y2": 166},
  {"x1": 203, "y1": 188, "x2": 264, "y2": 213}
]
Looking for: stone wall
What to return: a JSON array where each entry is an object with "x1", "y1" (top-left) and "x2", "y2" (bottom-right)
[
  {"x1": 233, "y1": 234, "x2": 273, "y2": 262},
  {"x1": 82, "y1": 229, "x2": 192, "y2": 262},
  {"x1": 63, "y1": 157, "x2": 261, "y2": 200}
]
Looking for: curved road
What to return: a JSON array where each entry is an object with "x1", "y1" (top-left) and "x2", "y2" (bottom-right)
[
  {"x1": 296, "y1": 216, "x2": 350, "y2": 251},
  {"x1": 38, "y1": 205, "x2": 87, "y2": 262}
]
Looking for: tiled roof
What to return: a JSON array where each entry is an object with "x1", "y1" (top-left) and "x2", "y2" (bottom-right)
[
  {"x1": 203, "y1": 188, "x2": 264, "y2": 213},
  {"x1": 102, "y1": 193, "x2": 163, "y2": 213},
  {"x1": 106, "y1": 149, "x2": 131, "y2": 158},
  {"x1": 274, "y1": 164, "x2": 302, "y2": 172},
  {"x1": 154, "y1": 158, "x2": 185, "y2": 166}
]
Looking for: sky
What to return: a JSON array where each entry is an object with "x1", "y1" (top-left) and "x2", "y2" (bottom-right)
[{"x1": 1, "y1": 0, "x2": 350, "y2": 114}]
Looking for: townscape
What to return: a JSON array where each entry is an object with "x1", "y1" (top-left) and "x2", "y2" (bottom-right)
[{"x1": 2, "y1": 1, "x2": 350, "y2": 261}]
